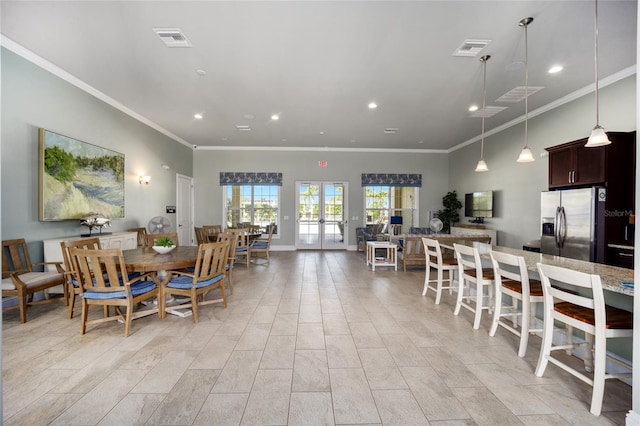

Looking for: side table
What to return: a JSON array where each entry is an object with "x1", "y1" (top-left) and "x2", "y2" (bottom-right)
[{"x1": 366, "y1": 241, "x2": 398, "y2": 271}]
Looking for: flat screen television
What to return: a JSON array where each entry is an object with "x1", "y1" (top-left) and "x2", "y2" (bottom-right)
[{"x1": 464, "y1": 191, "x2": 494, "y2": 218}]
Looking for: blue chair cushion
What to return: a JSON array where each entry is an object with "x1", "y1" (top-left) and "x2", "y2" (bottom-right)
[
  {"x1": 167, "y1": 274, "x2": 224, "y2": 290},
  {"x1": 83, "y1": 280, "x2": 157, "y2": 300},
  {"x1": 236, "y1": 247, "x2": 248, "y2": 253},
  {"x1": 252, "y1": 242, "x2": 268, "y2": 249}
]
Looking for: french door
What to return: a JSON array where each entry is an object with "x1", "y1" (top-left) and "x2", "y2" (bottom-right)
[{"x1": 295, "y1": 181, "x2": 348, "y2": 250}]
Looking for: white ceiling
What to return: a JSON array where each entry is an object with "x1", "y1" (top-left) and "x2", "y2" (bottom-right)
[{"x1": 1, "y1": 1, "x2": 637, "y2": 151}]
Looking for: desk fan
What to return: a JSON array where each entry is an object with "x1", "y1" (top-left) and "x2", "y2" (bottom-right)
[
  {"x1": 429, "y1": 218, "x2": 443, "y2": 233},
  {"x1": 147, "y1": 216, "x2": 172, "y2": 234}
]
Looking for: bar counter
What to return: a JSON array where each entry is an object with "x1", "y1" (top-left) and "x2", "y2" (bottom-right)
[{"x1": 432, "y1": 238, "x2": 634, "y2": 297}]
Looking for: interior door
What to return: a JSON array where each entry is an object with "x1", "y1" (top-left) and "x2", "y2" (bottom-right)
[
  {"x1": 296, "y1": 181, "x2": 347, "y2": 250},
  {"x1": 176, "y1": 174, "x2": 194, "y2": 245}
]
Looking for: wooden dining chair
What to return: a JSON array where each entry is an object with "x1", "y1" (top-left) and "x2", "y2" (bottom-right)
[
  {"x1": 535, "y1": 263, "x2": 632, "y2": 416},
  {"x1": 217, "y1": 231, "x2": 239, "y2": 294},
  {"x1": 70, "y1": 247, "x2": 157, "y2": 337},
  {"x1": 422, "y1": 238, "x2": 457, "y2": 304},
  {"x1": 60, "y1": 237, "x2": 102, "y2": 319},
  {"x1": 489, "y1": 250, "x2": 544, "y2": 357},
  {"x1": 228, "y1": 228, "x2": 250, "y2": 267},
  {"x1": 127, "y1": 227, "x2": 147, "y2": 247},
  {"x1": 160, "y1": 241, "x2": 230, "y2": 322},
  {"x1": 2, "y1": 238, "x2": 66, "y2": 323},
  {"x1": 453, "y1": 243, "x2": 495, "y2": 330},
  {"x1": 248, "y1": 224, "x2": 274, "y2": 264},
  {"x1": 203, "y1": 225, "x2": 222, "y2": 242},
  {"x1": 194, "y1": 227, "x2": 208, "y2": 245},
  {"x1": 143, "y1": 232, "x2": 179, "y2": 248},
  {"x1": 398, "y1": 236, "x2": 426, "y2": 271}
]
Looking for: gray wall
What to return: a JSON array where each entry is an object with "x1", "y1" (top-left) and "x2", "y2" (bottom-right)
[
  {"x1": 1, "y1": 49, "x2": 193, "y2": 260},
  {"x1": 448, "y1": 75, "x2": 636, "y2": 249},
  {"x1": 193, "y1": 149, "x2": 449, "y2": 248}
]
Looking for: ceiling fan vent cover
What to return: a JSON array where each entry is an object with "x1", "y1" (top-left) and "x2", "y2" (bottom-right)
[
  {"x1": 153, "y1": 28, "x2": 192, "y2": 48},
  {"x1": 453, "y1": 39, "x2": 491, "y2": 57}
]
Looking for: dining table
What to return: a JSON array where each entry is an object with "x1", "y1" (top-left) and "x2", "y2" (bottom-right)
[{"x1": 123, "y1": 245, "x2": 200, "y2": 317}]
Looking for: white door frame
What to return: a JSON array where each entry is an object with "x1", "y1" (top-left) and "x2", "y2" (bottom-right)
[
  {"x1": 176, "y1": 174, "x2": 194, "y2": 245},
  {"x1": 295, "y1": 181, "x2": 348, "y2": 250}
]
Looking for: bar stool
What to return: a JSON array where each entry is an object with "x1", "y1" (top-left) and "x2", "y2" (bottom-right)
[
  {"x1": 535, "y1": 263, "x2": 632, "y2": 416},
  {"x1": 453, "y1": 243, "x2": 494, "y2": 329},
  {"x1": 489, "y1": 250, "x2": 543, "y2": 357},
  {"x1": 422, "y1": 238, "x2": 457, "y2": 304}
]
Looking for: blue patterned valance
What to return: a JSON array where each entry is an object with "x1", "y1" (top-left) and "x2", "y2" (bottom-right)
[
  {"x1": 361, "y1": 173, "x2": 422, "y2": 187},
  {"x1": 220, "y1": 172, "x2": 283, "y2": 186}
]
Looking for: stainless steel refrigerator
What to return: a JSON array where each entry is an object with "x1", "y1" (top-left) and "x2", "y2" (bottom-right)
[{"x1": 540, "y1": 187, "x2": 606, "y2": 262}]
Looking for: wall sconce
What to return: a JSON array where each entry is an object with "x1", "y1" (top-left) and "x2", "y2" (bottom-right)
[{"x1": 139, "y1": 175, "x2": 151, "y2": 185}]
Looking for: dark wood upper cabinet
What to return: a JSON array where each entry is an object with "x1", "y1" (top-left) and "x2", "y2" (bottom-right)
[
  {"x1": 546, "y1": 139, "x2": 605, "y2": 188},
  {"x1": 546, "y1": 131, "x2": 634, "y2": 190}
]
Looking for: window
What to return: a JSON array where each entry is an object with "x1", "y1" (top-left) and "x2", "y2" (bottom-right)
[
  {"x1": 364, "y1": 186, "x2": 417, "y2": 234},
  {"x1": 225, "y1": 185, "x2": 279, "y2": 234}
]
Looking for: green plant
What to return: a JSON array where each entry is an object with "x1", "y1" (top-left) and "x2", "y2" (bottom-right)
[
  {"x1": 437, "y1": 190, "x2": 462, "y2": 233},
  {"x1": 155, "y1": 236, "x2": 174, "y2": 247}
]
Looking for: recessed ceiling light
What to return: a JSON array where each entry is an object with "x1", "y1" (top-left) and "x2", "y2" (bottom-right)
[
  {"x1": 271, "y1": 114, "x2": 279, "y2": 121},
  {"x1": 281, "y1": 139, "x2": 287, "y2": 142},
  {"x1": 468, "y1": 105, "x2": 479, "y2": 112},
  {"x1": 548, "y1": 65, "x2": 563, "y2": 74},
  {"x1": 418, "y1": 140, "x2": 424, "y2": 144},
  {"x1": 368, "y1": 102, "x2": 377, "y2": 109},
  {"x1": 196, "y1": 69, "x2": 207, "y2": 76},
  {"x1": 194, "y1": 113, "x2": 203, "y2": 120},
  {"x1": 319, "y1": 131, "x2": 325, "y2": 135}
]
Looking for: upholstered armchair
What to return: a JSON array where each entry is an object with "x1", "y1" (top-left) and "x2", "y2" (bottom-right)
[{"x1": 355, "y1": 227, "x2": 376, "y2": 252}]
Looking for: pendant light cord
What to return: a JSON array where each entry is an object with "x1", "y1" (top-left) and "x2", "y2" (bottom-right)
[
  {"x1": 481, "y1": 57, "x2": 487, "y2": 159},
  {"x1": 594, "y1": 0, "x2": 600, "y2": 126},
  {"x1": 524, "y1": 22, "x2": 529, "y2": 148}
]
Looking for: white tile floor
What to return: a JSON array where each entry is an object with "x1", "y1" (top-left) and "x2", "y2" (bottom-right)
[{"x1": 2, "y1": 251, "x2": 631, "y2": 425}]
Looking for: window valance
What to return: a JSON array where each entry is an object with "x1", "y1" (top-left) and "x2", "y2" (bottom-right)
[
  {"x1": 361, "y1": 173, "x2": 422, "y2": 187},
  {"x1": 220, "y1": 172, "x2": 283, "y2": 186}
]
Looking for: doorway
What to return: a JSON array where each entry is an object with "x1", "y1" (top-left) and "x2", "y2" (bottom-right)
[
  {"x1": 176, "y1": 174, "x2": 194, "y2": 245},
  {"x1": 295, "y1": 181, "x2": 348, "y2": 250}
]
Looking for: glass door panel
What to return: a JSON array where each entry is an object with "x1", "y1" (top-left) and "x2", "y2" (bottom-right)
[{"x1": 296, "y1": 182, "x2": 347, "y2": 250}]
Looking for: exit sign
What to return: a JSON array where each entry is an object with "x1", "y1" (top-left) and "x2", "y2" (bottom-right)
[{"x1": 319, "y1": 160, "x2": 327, "y2": 168}]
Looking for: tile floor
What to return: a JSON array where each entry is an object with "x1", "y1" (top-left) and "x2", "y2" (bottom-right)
[{"x1": 2, "y1": 250, "x2": 632, "y2": 425}]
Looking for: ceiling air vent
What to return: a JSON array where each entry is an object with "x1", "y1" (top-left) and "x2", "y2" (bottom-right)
[
  {"x1": 496, "y1": 86, "x2": 544, "y2": 102},
  {"x1": 153, "y1": 28, "x2": 192, "y2": 48},
  {"x1": 453, "y1": 39, "x2": 491, "y2": 57},
  {"x1": 469, "y1": 106, "x2": 507, "y2": 118},
  {"x1": 384, "y1": 128, "x2": 399, "y2": 134}
]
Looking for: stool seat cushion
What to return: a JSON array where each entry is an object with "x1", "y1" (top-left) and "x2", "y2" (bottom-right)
[
  {"x1": 555, "y1": 302, "x2": 633, "y2": 329},
  {"x1": 501, "y1": 278, "x2": 543, "y2": 297}
]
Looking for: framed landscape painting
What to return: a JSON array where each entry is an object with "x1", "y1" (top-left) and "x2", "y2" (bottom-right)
[{"x1": 39, "y1": 129, "x2": 125, "y2": 221}]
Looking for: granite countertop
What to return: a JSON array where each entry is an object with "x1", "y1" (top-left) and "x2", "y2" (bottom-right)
[{"x1": 493, "y1": 246, "x2": 634, "y2": 296}]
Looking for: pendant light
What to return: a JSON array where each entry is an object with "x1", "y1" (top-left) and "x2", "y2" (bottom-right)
[
  {"x1": 585, "y1": 0, "x2": 611, "y2": 147},
  {"x1": 517, "y1": 17, "x2": 535, "y2": 163},
  {"x1": 475, "y1": 55, "x2": 490, "y2": 172}
]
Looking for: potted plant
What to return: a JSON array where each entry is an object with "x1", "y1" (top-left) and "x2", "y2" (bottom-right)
[
  {"x1": 437, "y1": 191, "x2": 462, "y2": 233},
  {"x1": 152, "y1": 236, "x2": 175, "y2": 254}
]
